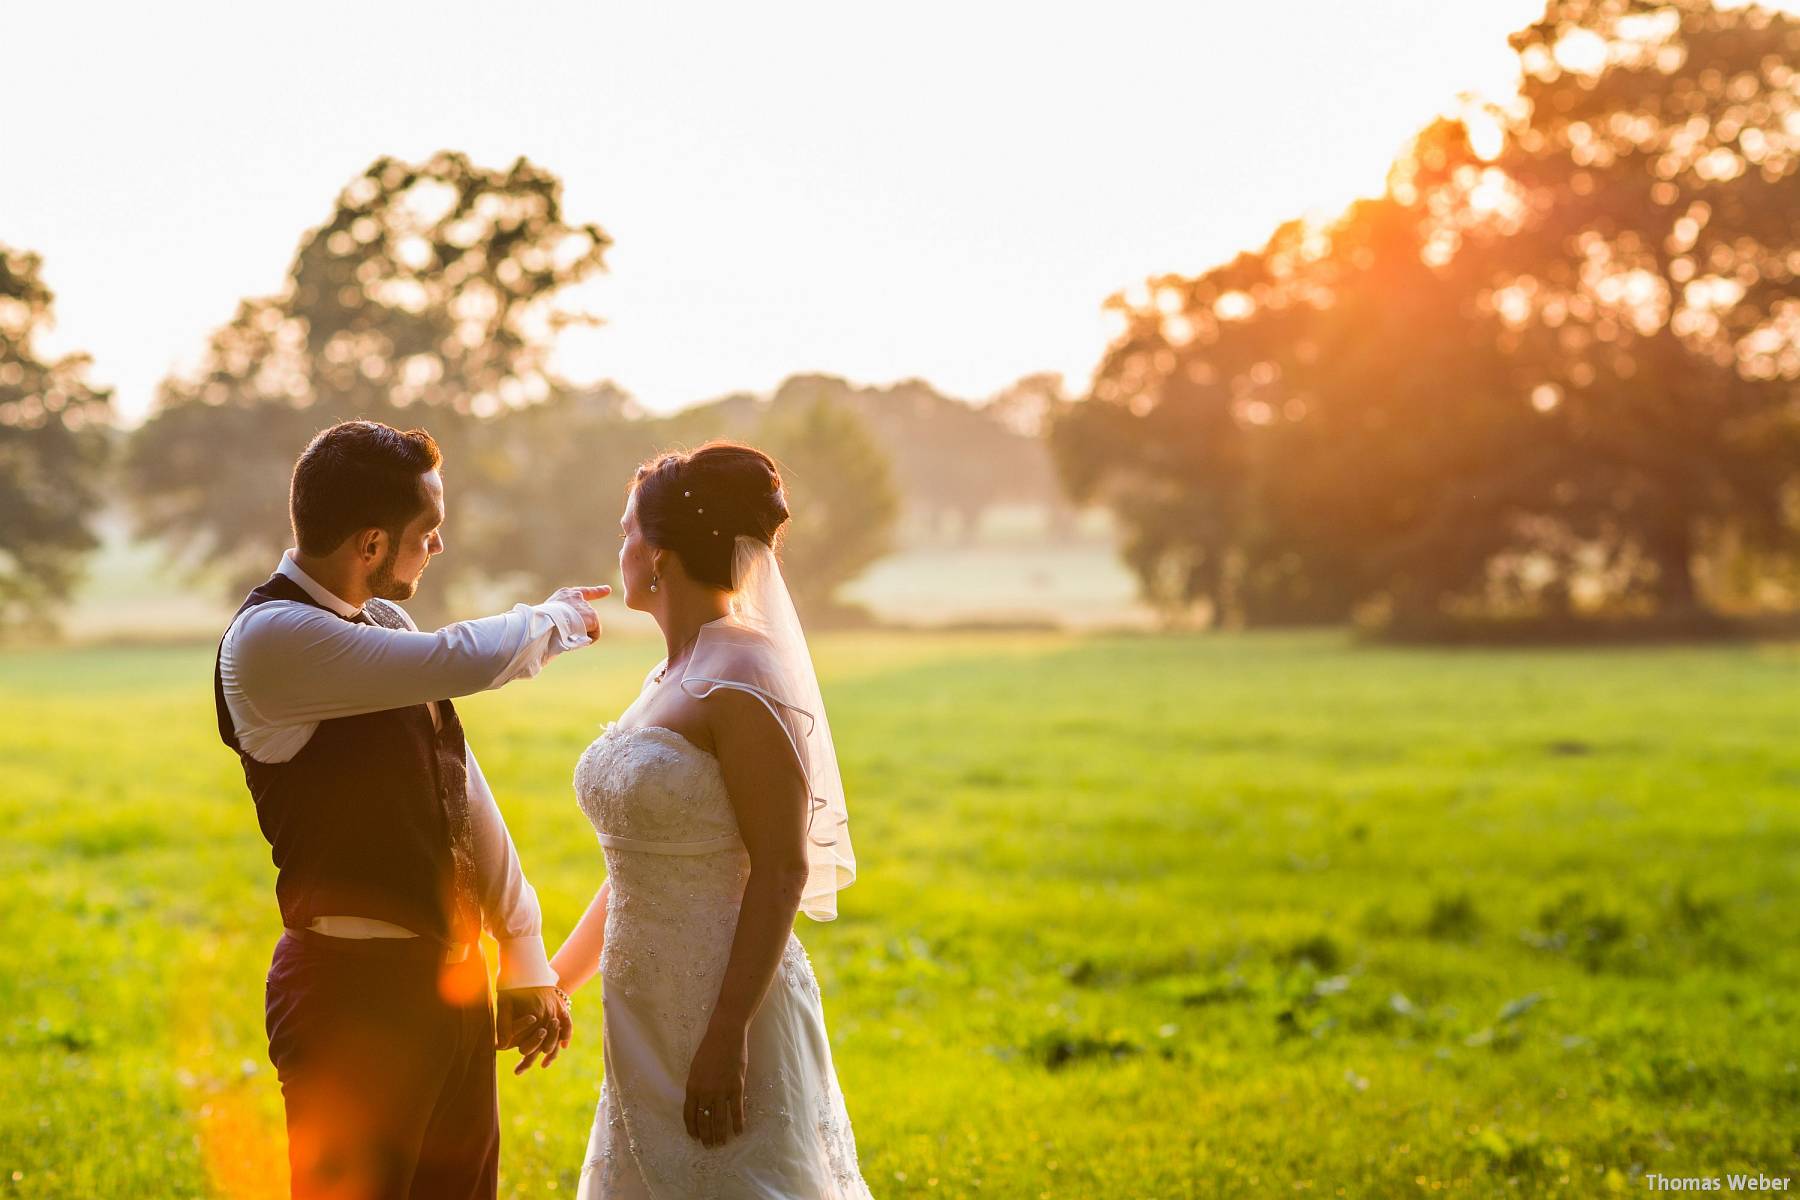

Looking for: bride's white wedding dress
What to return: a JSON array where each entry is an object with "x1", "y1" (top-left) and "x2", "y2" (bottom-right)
[{"x1": 572, "y1": 712, "x2": 874, "y2": 1199}]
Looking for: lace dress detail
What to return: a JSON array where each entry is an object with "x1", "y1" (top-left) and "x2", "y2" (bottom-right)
[{"x1": 574, "y1": 722, "x2": 873, "y2": 1200}]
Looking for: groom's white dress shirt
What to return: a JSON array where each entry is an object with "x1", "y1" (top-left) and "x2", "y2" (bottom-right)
[{"x1": 218, "y1": 549, "x2": 589, "y2": 990}]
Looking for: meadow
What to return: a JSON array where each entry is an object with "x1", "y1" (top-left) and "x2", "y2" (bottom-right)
[{"x1": 2, "y1": 628, "x2": 1797, "y2": 1197}]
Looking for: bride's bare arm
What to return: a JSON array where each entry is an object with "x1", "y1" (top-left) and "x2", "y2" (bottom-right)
[
  {"x1": 550, "y1": 879, "x2": 612, "y2": 995},
  {"x1": 509, "y1": 880, "x2": 609, "y2": 1074},
  {"x1": 685, "y1": 687, "x2": 813, "y2": 1147}
]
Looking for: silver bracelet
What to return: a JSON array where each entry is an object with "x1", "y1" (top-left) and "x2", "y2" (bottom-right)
[{"x1": 553, "y1": 984, "x2": 572, "y2": 1010}]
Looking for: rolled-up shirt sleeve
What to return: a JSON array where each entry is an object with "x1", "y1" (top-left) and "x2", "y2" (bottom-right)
[
  {"x1": 232, "y1": 598, "x2": 590, "y2": 728},
  {"x1": 465, "y1": 744, "x2": 557, "y2": 990}
]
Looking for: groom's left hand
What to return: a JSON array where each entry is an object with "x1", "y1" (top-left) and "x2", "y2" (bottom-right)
[{"x1": 496, "y1": 986, "x2": 571, "y2": 1070}]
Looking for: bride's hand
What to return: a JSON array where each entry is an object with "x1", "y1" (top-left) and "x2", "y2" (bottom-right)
[
  {"x1": 497, "y1": 985, "x2": 571, "y2": 1074},
  {"x1": 683, "y1": 1022, "x2": 748, "y2": 1147}
]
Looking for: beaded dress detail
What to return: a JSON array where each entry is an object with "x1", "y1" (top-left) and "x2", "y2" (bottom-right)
[{"x1": 573, "y1": 718, "x2": 872, "y2": 1199}]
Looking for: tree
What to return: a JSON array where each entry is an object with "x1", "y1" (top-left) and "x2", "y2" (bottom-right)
[
  {"x1": 756, "y1": 396, "x2": 900, "y2": 622},
  {"x1": 126, "y1": 151, "x2": 611, "y2": 623},
  {"x1": 0, "y1": 244, "x2": 112, "y2": 631},
  {"x1": 1054, "y1": 0, "x2": 1800, "y2": 630},
  {"x1": 455, "y1": 381, "x2": 661, "y2": 595},
  {"x1": 649, "y1": 372, "x2": 1069, "y2": 545},
  {"x1": 818, "y1": 375, "x2": 1031, "y2": 543},
  {"x1": 982, "y1": 372, "x2": 1084, "y2": 538},
  {"x1": 1052, "y1": 228, "x2": 1370, "y2": 627},
  {"x1": 1476, "y1": 0, "x2": 1800, "y2": 616}
]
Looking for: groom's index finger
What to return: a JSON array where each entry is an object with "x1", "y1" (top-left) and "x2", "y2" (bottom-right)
[{"x1": 578, "y1": 585, "x2": 611, "y2": 599}]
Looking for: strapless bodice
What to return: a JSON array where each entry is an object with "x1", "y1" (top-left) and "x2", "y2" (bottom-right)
[{"x1": 575, "y1": 722, "x2": 746, "y2": 854}]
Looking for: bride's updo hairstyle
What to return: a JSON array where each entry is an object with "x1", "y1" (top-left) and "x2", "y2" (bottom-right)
[{"x1": 632, "y1": 441, "x2": 790, "y2": 590}]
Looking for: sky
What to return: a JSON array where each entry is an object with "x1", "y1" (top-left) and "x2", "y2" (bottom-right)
[{"x1": 7, "y1": 0, "x2": 1560, "y2": 425}]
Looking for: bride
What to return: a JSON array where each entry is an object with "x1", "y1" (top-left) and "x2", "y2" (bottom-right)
[{"x1": 540, "y1": 442, "x2": 873, "y2": 1199}]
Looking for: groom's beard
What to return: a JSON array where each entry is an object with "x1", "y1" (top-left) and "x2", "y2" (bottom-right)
[{"x1": 368, "y1": 544, "x2": 421, "y2": 601}]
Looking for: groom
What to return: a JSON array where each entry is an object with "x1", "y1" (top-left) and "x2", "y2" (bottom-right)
[{"x1": 213, "y1": 420, "x2": 607, "y2": 1199}]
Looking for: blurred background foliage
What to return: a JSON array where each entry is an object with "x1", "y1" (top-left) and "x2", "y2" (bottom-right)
[
  {"x1": 0, "y1": 245, "x2": 112, "y2": 631},
  {"x1": 1053, "y1": 0, "x2": 1800, "y2": 634},
  {"x1": 1, "y1": 0, "x2": 1797, "y2": 640}
]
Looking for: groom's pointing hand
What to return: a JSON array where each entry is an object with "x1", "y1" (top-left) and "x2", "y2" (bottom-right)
[{"x1": 548, "y1": 584, "x2": 611, "y2": 641}]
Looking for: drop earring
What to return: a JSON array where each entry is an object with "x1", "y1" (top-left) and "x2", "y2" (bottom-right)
[{"x1": 649, "y1": 573, "x2": 659, "y2": 594}]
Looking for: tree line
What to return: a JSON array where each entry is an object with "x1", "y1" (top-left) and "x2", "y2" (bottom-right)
[
  {"x1": 3, "y1": 0, "x2": 1796, "y2": 636},
  {"x1": 1050, "y1": 0, "x2": 1800, "y2": 633},
  {"x1": 2, "y1": 152, "x2": 1061, "y2": 631}
]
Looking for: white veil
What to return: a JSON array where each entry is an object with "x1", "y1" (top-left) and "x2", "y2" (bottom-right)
[{"x1": 677, "y1": 534, "x2": 856, "y2": 920}]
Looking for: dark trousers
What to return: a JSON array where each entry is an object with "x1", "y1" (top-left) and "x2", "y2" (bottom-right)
[{"x1": 264, "y1": 929, "x2": 498, "y2": 1200}]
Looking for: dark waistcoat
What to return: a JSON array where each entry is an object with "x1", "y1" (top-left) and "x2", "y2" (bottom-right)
[{"x1": 213, "y1": 574, "x2": 479, "y2": 945}]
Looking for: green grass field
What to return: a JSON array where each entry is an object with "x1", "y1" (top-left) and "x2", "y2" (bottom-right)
[{"x1": 2, "y1": 630, "x2": 1797, "y2": 1197}]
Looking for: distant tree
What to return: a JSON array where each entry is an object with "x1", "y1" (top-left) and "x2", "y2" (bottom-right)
[
  {"x1": 1473, "y1": 0, "x2": 1800, "y2": 617},
  {"x1": 1052, "y1": 228, "x2": 1365, "y2": 627},
  {"x1": 0, "y1": 245, "x2": 112, "y2": 630},
  {"x1": 826, "y1": 376, "x2": 1033, "y2": 541},
  {"x1": 756, "y1": 396, "x2": 900, "y2": 621},
  {"x1": 651, "y1": 372, "x2": 1068, "y2": 545},
  {"x1": 125, "y1": 151, "x2": 610, "y2": 622},
  {"x1": 983, "y1": 371, "x2": 1070, "y2": 440},
  {"x1": 982, "y1": 373, "x2": 1084, "y2": 538},
  {"x1": 456, "y1": 381, "x2": 660, "y2": 594},
  {"x1": 1055, "y1": 0, "x2": 1800, "y2": 630}
]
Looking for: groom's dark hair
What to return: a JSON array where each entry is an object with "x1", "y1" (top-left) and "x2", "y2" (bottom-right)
[{"x1": 290, "y1": 421, "x2": 443, "y2": 555}]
